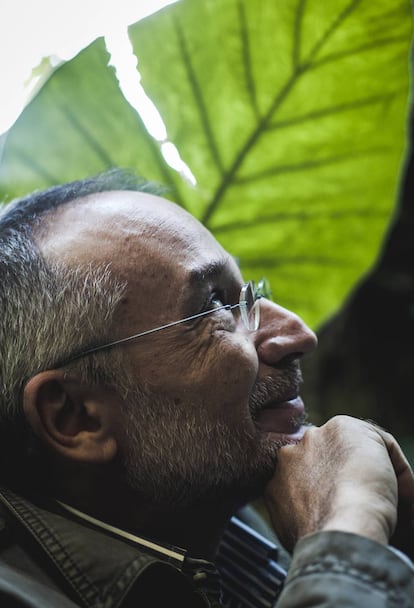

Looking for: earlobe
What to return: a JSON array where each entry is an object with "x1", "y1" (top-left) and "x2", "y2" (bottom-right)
[{"x1": 23, "y1": 371, "x2": 118, "y2": 464}]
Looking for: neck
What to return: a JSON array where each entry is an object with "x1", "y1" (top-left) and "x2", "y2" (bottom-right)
[
  {"x1": 130, "y1": 500, "x2": 236, "y2": 558},
  {"x1": 56, "y1": 479, "x2": 240, "y2": 560}
]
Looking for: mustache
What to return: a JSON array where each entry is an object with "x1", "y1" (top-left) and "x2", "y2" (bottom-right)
[{"x1": 249, "y1": 361, "x2": 303, "y2": 419}]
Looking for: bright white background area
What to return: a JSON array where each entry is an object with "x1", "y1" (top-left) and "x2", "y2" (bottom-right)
[
  {"x1": 1, "y1": 0, "x2": 182, "y2": 131},
  {"x1": 0, "y1": 0, "x2": 195, "y2": 181}
]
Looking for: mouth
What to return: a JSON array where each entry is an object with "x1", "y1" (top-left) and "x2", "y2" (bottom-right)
[
  {"x1": 255, "y1": 395, "x2": 307, "y2": 440},
  {"x1": 249, "y1": 366, "x2": 308, "y2": 440}
]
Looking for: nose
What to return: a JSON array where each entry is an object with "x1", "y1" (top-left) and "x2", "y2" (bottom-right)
[{"x1": 254, "y1": 299, "x2": 317, "y2": 367}]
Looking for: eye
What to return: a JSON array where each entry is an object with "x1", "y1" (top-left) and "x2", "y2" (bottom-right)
[
  {"x1": 201, "y1": 289, "x2": 236, "y2": 332},
  {"x1": 205, "y1": 291, "x2": 226, "y2": 311}
]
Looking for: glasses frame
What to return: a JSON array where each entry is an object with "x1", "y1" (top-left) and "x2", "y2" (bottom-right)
[{"x1": 59, "y1": 278, "x2": 271, "y2": 366}]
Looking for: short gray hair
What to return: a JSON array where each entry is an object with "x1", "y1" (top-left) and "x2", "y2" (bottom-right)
[
  {"x1": 0, "y1": 233, "x2": 126, "y2": 412},
  {"x1": 0, "y1": 169, "x2": 165, "y2": 486}
]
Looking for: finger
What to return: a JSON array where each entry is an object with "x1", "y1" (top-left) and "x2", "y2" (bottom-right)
[
  {"x1": 365, "y1": 421, "x2": 414, "y2": 557},
  {"x1": 367, "y1": 422, "x2": 414, "y2": 505}
]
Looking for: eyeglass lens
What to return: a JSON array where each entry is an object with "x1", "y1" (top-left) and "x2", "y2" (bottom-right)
[
  {"x1": 239, "y1": 281, "x2": 260, "y2": 331},
  {"x1": 239, "y1": 278, "x2": 273, "y2": 331}
]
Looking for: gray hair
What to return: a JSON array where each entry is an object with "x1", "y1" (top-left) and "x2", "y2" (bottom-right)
[
  {"x1": 0, "y1": 169, "x2": 166, "y2": 486},
  {"x1": 0, "y1": 234, "x2": 126, "y2": 413}
]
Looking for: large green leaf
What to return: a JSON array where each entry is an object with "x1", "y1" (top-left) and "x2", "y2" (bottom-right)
[
  {"x1": 0, "y1": 0, "x2": 412, "y2": 329},
  {"x1": 0, "y1": 39, "x2": 180, "y2": 201}
]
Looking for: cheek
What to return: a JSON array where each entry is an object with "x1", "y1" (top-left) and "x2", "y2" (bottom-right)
[
  {"x1": 217, "y1": 344, "x2": 256, "y2": 389},
  {"x1": 210, "y1": 344, "x2": 258, "y2": 416},
  {"x1": 191, "y1": 331, "x2": 258, "y2": 383},
  {"x1": 182, "y1": 334, "x2": 259, "y2": 414},
  {"x1": 126, "y1": 332, "x2": 258, "y2": 408}
]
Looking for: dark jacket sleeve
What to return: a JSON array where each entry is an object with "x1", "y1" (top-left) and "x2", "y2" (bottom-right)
[{"x1": 276, "y1": 531, "x2": 414, "y2": 607}]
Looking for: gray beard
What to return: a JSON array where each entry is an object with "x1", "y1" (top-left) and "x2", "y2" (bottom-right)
[{"x1": 120, "y1": 365, "x2": 304, "y2": 510}]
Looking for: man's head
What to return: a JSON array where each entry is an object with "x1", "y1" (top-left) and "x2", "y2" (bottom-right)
[
  {"x1": 0, "y1": 170, "x2": 316, "y2": 519},
  {"x1": 0, "y1": 170, "x2": 162, "y2": 484}
]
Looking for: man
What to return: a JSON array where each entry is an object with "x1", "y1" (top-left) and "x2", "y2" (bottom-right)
[{"x1": 0, "y1": 169, "x2": 413, "y2": 607}]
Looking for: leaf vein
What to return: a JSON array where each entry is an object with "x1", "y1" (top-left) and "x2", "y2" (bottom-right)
[
  {"x1": 10, "y1": 148, "x2": 60, "y2": 186},
  {"x1": 267, "y1": 92, "x2": 398, "y2": 131},
  {"x1": 309, "y1": 35, "x2": 409, "y2": 70},
  {"x1": 59, "y1": 103, "x2": 115, "y2": 167},
  {"x1": 201, "y1": 70, "x2": 302, "y2": 226},
  {"x1": 238, "y1": 0, "x2": 260, "y2": 118},
  {"x1": 234, "y1": 147, "x2": 388, "y2": 185},
  {"x1": 293, "y1": 0, "x2": 306, "y2": 68},
  {"x1": 305, "y1": 0, "x2": 361, "y2": 65},
  {"x1": 213, "y1": 208, "x2": 388, "y2": 234},
  {"x1": 174, "y1": 16, "x2": 224, "y2": 173}
]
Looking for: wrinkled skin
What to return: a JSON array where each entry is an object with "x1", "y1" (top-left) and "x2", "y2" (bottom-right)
[
  {"x1": 40, "y1": 191, "x2": 317, "y2": 510},
  {"x1": 33, "y1": 190, "x2": 414, "y2": 558},
  {"x1": 265, "y1": 416, "x2": 414, "y2": 559}
]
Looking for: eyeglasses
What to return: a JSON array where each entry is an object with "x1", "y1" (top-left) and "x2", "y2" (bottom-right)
[{"x1": 63, "y1": 278, "x2": 271, "y2": 365}]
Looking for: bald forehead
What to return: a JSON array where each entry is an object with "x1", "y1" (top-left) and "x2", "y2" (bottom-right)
[
  {"x1": 34, "y1": 189, "x2": 242, "y2": 333},
  {"x1": 37, "y1": 190, "x2": 220, "y2": 267}
]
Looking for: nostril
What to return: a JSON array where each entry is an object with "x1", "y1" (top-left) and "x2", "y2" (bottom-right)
[
  {"x1": 279, "y1": 352, "x2": 303, "y2": 368},
  {"x1": 256, "y1": 303, "x2": 317, "y2": 366},
  {"x1": 257, "y1": 334, "x2": 307, "y2": 367}
]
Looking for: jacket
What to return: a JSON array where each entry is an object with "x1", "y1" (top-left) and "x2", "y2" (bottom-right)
[{"x1": 0, "y1": 486, "x2": 413, "y2": 607}]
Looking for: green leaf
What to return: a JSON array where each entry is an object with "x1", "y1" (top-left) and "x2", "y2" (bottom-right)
[
  {"x1": 0, "y1": 0, "x2": 412, "y2": 329},
  {"x1": 0, "y1": 39, "x2": 182, "y2": 202}
]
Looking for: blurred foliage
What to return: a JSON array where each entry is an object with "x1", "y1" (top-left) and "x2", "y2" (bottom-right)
[{"x1": 0, "y1": 0, "x2": 412, "y2": 332}]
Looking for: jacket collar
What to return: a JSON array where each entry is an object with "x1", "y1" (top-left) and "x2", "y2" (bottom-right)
[
  {"x1": 0, "y1": 486, "x2": 192, "y2": 607},
  {"x1": 55, "y1": 499, "x2": 187, "y2": 566}
]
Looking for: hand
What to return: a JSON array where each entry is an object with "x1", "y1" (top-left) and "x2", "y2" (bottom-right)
[{"x1": 264, "y1": 415, "x2": 414, "y2": 555}]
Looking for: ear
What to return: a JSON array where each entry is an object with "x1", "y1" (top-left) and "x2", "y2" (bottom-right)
[{"x1": 23, "y1": 371, "x2": 121, "y2": 464}]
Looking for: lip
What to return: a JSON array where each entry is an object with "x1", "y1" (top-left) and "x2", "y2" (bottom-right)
[
  {"x1": 261, "y1": 394, "x2": 302, "y2": 410},
  {"x1": 256, "y1": 396, "x2": 306, "y2": 438}
]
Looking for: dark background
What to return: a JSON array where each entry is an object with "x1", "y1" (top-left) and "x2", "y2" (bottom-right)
[{"x1": 302, "y1": 95, "x2": 414, "y2": 464}]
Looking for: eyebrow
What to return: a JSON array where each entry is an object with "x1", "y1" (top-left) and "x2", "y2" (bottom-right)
[
  {"x1": 188, "y1": 257, "x2": 230, "y2": 287},
  {"x1": 180, "y1": 257, "x2": 235, "y2": 318}
]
